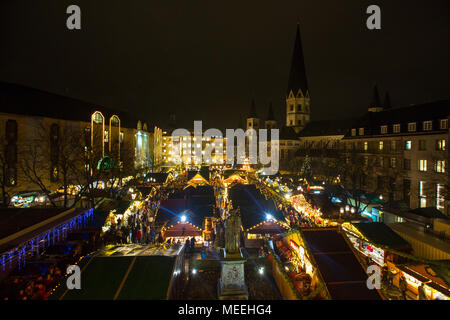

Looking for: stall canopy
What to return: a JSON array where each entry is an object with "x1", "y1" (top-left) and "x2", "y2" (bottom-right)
[
  {"x1": 185, "y1": 173, "x2": 210, "y2": 188},
  {"x1": 351, "y1": 222, "x2": 411, "y2": 250},
  {"x1": 229, "y1": 184, "x2": 288, "y2": 234}
]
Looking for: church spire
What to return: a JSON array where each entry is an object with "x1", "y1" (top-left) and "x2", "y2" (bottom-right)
[
  {"x1": 249, "y1": 98, "x2": 257, "y2": 118},
  {"x1": 287, "y1": 23, "x2": 309, "y2": 96},
  {"x1": 368, "y1": 84, "x2": 383, "y2": 112}
]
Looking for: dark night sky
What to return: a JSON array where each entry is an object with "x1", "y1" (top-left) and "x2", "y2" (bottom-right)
[{"x1": 0, "y1": 0, "x2": 449, "y2": 130}]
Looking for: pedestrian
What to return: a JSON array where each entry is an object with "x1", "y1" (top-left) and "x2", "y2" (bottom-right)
[
  {"x1": 185, "y1": 238, "x2": 191, "y2": 254},
  {"x1": 190, "y1": 237, "x2": 196, "y2": 251},
  {"x1": 418, "y1": 283, "x2": 428, "y2": 300},
  {"x1": 399, "y1": 274, "x2": 408, "y2": 300},
  {"x1": 136, "y1": 229, "x2": 142, "y2": 244}
]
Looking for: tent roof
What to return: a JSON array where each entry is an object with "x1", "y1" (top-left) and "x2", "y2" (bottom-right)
[{"x1": 352, "y1": 222, "x2": 411, "y2": 249}]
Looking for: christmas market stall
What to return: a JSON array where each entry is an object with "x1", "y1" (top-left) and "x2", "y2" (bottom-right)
[{"x1": 342, "y1": 222, "x2": 412, "y2": 266}]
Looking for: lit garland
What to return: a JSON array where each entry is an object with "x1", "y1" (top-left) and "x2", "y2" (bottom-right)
[{"x1": 0, "y1": 208, "x2": 94, "y2": 272}]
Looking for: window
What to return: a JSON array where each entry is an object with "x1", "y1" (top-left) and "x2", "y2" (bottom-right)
[
  {"x1": 436, "y1": 184, "x2": 445, "y2": 210},
  {"x1": 363, "y1": 141, "x2": 368, "y2": 151},
  {"x1": 440, "y1": 119, "x2": 448, "y2": 129},
  {"x1": 418, "y1": 159, "x2": 427, "y2": 172},
  {"x1": 408, "y1": 122, "x2": 416, "y2": 132},
  {"x1": 290, "y1": 105, "x2": 294, "y2": 111},
  {"x1": 423, "y1": 121, "x2": 432, "y2": 131},
  {"x1": 104, "y1": 130, "x2": 109, "y2": 143},
  {"x1": 381, "y1": 125, "x2": 388, "y2": 134},
  {"x1": 351, "y1": 129, "x2": 356, "y2": 136},
  {"x1": 390, "y1": 157, "x2": 396, "y2": 168},
  {"x1": 405, "y1": 140, "x2": 412, "y2": 150},
  {"x1": 403, "y1": 159, "x2": 411, "y2": 170},
  {"x1": 393, "y1": 124, "x2": 400, "y2": 133},
  {"x1": 435, "y1": 160, "x2": 445, "y2": 173},
  {"x1": 120, "y1": 132, "x2": 124, "y2": 144},
  {"x1": 359, "y1": 128, "x2": 364, "y2": 136},
  {"x1": 391, "y1": 140, "x2": 397, "y2": 151},
  {"x1": 418, "y1": 140, "x2": 426, "y2": 151},
  {"x1": 298, "y1": 120, "x2": 302, "y2": 125},
  {"x1": 92, "y1": 112, "x2": 103, "y2": 124},
  {"x1": 379, "y1": 141, "x2": 384, "y2": 151},
  {"x1": 290, "y1": 120, "x2": 293, "y2": 125},
  {"x1": 419, "y1": 181, "x2": 426, "y2": 208},
  {"x1": 436, "y1": 139, "x2": 446, "y2": 151},
  {"x1": 378, "y1": 157, "x2": 384, "y2": 167},
  {"x1": 363, "y1": 156, "x2": 369, "y2": 167}
]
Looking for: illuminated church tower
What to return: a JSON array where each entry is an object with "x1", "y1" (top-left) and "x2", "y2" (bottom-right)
[
  {"x1": 286, "y1": 24, "x2": 310, "y2": 134},
  {"x1": 246, "y1": 98, "x2": 260, "y2": 130}
]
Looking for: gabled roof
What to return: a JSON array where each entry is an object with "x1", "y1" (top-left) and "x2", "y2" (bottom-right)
[
  {"x1": 352, "y1": 222, "x2": 411, "y2": 249},
  {"x1": 287, "y1": 24, "x2": 309, "y2": 96}
]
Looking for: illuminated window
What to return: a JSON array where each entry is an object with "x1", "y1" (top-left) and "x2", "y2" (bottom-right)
[
  {"x1": 405, "y1": 140, "x2": 412, "y2": 150},
  {"x1": 393, "y1": 124, "x2": 400, "y2": 133},
  {"x1": 380, "y1": 125, "x2": 387, "y2": 134},
  {"x1": 423, "y1": 121, "x2": 432, "y2": 131},
  {"x1": 436, "y1": 184, "x2": 445, "y2": 210},
  {"x1": 92, "y1": 112, "x2": 103, "y2": 124},
  {"x1": 363, "y1": 141, "x2": 368, "y2": 151},
  {"x1": 110, "y1": 116, "x2": 119, "y2": 126},
  {"x1": 418, "y1": 160, "x2": 427, "y2": 172},
  {"x1": 359, "y1": 128, "x2": 364, "y2": 136},
  {"x1": 351, "y1": 129, "x2": 356, "y2": 136},
  {"x1": 436, "y1": 139, "x2": 446, "y2": 151},
  {"x1": 419, "y1": 181, "x2": 426, "y2": 208},
  {"x1": 120, "y1": 132, "x2": 124, "y2": 143},
  {"x1": 104, "y1": 130, "x2": 109, "y2": 143},
  {"x1": 408, "y1": 122, "x2": 416, "y2": 132},
  {"x1": 435, "y1": 160, "x2": 445, "y2": 173},
  {"x1": 440, "y1": 119, "x2": 448, "y2": 129},
  {"x1": 379, "y1": 141, "x2": 384, "y2": 151}
]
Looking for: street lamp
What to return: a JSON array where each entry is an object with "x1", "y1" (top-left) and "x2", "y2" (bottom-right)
[{"x1": 181, "y1": 215, "x2": 187, "y2": 222}]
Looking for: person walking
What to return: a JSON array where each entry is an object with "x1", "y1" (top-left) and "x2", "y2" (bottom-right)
[
  {"x1": 190, "y1": 237, "x2": 196, "y2": 251},
  {"x1": 399, "y1": 274, "x2": 408, "y2": 300},
  {"x1": 418, "y1": 283, "x2": 428, "y2": 300}
]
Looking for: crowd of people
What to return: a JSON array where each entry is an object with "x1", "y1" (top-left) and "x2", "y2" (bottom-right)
[{"x1": 102, "y1": 186, "x2": 172, "y2": 246}]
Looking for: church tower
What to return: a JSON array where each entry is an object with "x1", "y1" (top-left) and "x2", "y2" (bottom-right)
[
  {"x1": 246, "y1": 98, "x2": 260, "y2": 130},
  {"x1": 368, "y1": 84, "x2": 384, "y2": 112},
  {"x1": 286, "y1": 23, "x2": 310, "y2": 134},
  {"x1": 265, "y1": 102, "x2": 277, "y2": 130}
]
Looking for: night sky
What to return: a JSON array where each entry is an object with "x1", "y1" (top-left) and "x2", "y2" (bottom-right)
[{"x1": 0, "y1": 0, "x2": 449, "y2": 130}]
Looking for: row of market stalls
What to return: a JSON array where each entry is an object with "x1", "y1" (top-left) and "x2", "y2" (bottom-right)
[
  {"x1": 154, "y1": 186, "x2": 216, "y2": 244},
  {"x1": 341, "y1": 221, "x2": 450, "y2": 300},
  {"x1": 228, "y1": 184, "x2": 289, "y2": 248}
]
